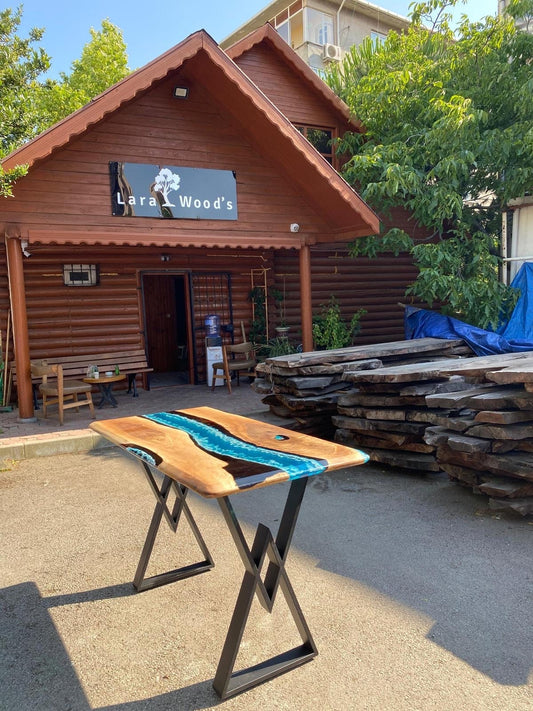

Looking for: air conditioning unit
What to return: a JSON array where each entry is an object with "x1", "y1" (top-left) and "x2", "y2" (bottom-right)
[{"x1": 322, "y1": 43, "x2": 342, "y2": 62}]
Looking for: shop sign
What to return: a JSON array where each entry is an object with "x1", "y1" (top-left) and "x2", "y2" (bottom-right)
[{"x1": 109, "y1": 162, "x2": 238, "y2": 220}]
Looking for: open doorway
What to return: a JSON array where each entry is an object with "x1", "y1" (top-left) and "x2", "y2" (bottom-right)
[{"x1": 142, "y1": 273, "x2": 192, "y2": 387}]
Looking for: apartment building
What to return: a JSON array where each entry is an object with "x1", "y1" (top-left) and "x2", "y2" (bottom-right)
[{"x1": 221, "y1": 0, "x2": 410, "y2": 74}]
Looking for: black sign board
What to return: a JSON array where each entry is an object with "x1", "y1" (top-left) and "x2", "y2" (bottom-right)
[{"x1": 109, "y1": 162, "x2": 238, "y2": 220}]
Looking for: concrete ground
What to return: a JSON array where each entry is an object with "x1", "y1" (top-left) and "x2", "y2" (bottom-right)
[{"x1": 0, "y1": 382, "x2": 532, "y2": 710}]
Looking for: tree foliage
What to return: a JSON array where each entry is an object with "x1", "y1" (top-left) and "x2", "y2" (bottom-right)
[
  {"x1": 325, "y1": 0, "x2": 533, "y2": 328},
  {"x1": 36, "y1": 19, "x2": 129, "y2": 126},
  {"x1": 0, "y1": 6, "x2": 51, "y2": 195},
  {"x1": 0, "y1": 8, "x2": 129, "y2": 197}
]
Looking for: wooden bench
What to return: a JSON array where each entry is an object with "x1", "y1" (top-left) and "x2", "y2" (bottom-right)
[{"x1": 12, "y1": 349, "x2": 153, "y2": 405}]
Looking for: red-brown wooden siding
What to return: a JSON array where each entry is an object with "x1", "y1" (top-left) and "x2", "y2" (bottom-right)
[
  {"x1": 232, "y1": 44, "x2": 351, "y2": 132},
  {"x1": 273, "y1": 247, "x2": 422, "y2": 345},
  {"x1": 0, "y1": 243, "x2": 273, "y2": 383},
  {"x1": 1, "y1": 72, "x2": 332, "y2": 246}
]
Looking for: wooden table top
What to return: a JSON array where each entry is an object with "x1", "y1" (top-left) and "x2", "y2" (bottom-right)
[
  {"x1": 90, "y1": 406, "x2": 368, "y2": 498},
  {"x1": 83, "y1": 374, "x2": 126, "y2": 384}
]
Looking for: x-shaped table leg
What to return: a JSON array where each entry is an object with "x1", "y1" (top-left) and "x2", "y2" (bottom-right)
[
  {"x1": 133, "y1": 463, "x2": 214, "y2": 592},
  {"x1": 213, "y1": 477, "x2": 318, "y2": 699}
]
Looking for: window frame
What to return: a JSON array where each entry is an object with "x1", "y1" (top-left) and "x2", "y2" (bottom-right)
[
  {"x1": 295, "y1": 124, "x2": 338, "y2": 170},
  {"x1": 270, "y1": 3, "x2": 335, "y2": 49}
]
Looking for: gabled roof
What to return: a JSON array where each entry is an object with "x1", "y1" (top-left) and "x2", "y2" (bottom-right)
[
  {"x1": 225, "y1": 23, "x2": 363, "y2": 133},
  {"x1": 2, "y1": 30, "x2": 379, "y2": 241}
]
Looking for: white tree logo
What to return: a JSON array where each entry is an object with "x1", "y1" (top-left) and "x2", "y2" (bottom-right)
[{"x1": 154, "y1": 167, "x2": 180, "y2": 206}]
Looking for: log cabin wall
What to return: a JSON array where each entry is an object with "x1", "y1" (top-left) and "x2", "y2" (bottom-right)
[
  {"x1": 0, "y1": 67, "x2": 333, "y2": 386},
  {"x1": 274, "y1": 247, "x2": 420, "y2": 346},
  {"x1": 0, "y1": 242, "x2": 273, "y2": 383},
  {"x1": 0, "y1": 30, "x2": 428, "y2": 404}
]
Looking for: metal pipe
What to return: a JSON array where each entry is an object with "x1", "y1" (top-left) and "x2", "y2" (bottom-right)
[
  {"x1": 502, "y1": 256, "x2": 533, "y2": 261},
  {"x1": 336, "y1": 0, "x2": 347, "y2": 46}
]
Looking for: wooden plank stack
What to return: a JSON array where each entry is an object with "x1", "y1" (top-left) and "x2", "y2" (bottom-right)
[
  {"x1": 253, "y1": 337, "x2": 470, "y2": 437},
  {"x1": 333, "y1": 350, "x2": 533, "y2": 514},
  {"x1": 256, "y1": 340, "x2": 533, "y2": 515},
  {"x1": 331, "y1": 355, "x2": 504, "y2": 473},
  {"x1": 423, "y1": 355, "x2": 533, "y2": 516}
]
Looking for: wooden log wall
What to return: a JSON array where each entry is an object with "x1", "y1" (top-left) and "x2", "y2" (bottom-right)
[
  {"x1": 273, "y1": 246, "x2": 423, "y2": 347},
  {"x1": 0, "y1": 242, "x2": 273, "y2": 383}
]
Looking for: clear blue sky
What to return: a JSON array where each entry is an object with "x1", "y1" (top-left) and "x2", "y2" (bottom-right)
[{"x1": 16, "y1": 0, "x2": 497, "y2": 79}]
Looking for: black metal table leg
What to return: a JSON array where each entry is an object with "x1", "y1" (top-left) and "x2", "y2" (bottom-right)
[
  {"x1": 213, "y1": 477, "x2": 317, "y2": 700},
  {"x1": 133, "y1": 463, "x2": 214, "y2": 592},
  {"x1": 95, "y1": 382, "x2": 119, "y2": 408},
  {"x1": 127, "y1": 373, "x2": 138, "y2": 396}
]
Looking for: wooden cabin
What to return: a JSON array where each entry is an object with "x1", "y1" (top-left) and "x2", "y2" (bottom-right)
[{"x1": 0, "y1": 29, "x2": 380, "y2": 419}]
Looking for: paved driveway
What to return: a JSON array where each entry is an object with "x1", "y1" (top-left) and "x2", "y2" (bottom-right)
[{"x1": 0, "y1": 437, "x2": 531, "y2": 710}]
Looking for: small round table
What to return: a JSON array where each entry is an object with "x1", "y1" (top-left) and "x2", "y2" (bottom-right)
[{"x1": 83, "y1": 374, "x2": 126, "y2": 408}]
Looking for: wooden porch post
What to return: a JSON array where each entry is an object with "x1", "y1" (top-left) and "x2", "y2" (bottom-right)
[
  {"x1": 299, "y1": 243, "x2": 313, "y2": 353},
  {"x1": 5, "y1": 229, "x2": 34, "y2": 420}
]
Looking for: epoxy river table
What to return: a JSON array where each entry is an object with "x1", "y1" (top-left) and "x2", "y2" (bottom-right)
[{"x1": 90, "y1": 406, "x2": 368, "y2": 699}]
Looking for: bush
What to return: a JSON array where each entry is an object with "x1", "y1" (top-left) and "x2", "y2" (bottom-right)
[{"x1": 312, "y1": 296, "x2": 366, "y2": 350}]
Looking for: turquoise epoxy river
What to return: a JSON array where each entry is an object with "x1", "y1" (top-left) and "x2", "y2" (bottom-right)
[{"x1": 141, "y1": 411, "x2": 328, "y2": 479}]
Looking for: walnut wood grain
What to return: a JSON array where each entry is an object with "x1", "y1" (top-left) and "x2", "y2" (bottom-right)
[{"x1": 90, "y1": 406, "x2": 367, "y2": 498}]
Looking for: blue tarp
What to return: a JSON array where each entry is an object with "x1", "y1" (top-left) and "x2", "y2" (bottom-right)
[
  {"x1": 404, "y1": 263, "x2": 533, "y2": 357},
  {"x1": 498, "y1": 263, "x2": 533, "y2": 342}
]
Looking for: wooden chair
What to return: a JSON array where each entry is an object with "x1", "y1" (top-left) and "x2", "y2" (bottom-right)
[
  {"x1": 31, "y1": 361, "x2": 95, "y2": 425},
  {"x1": 211, "y1": 342, "x2": 256, "y2": 394}
]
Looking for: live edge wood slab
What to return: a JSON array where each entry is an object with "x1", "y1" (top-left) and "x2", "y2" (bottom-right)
[{"x1": 90, "y1": 406, "x2": 368, "y2": 498}]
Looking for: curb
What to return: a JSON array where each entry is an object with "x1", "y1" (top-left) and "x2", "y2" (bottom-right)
[
  {"x1": 0, "y1": 409, "x2": 293, "y2": 464},
  {"x1": 0, "y1": 429, "x2": 111, "y2": 463}
]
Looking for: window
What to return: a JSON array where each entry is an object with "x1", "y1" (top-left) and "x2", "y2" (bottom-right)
[
  {"x1": 270, "y1": 1, "x2": 303, "y2": 48},
  {"x1": 270, "y1": 3, "x2": 334, "y2": 49},
  {"x1": 296, "y1": 125, "x2": 335, "y2": 165},
  {"x1": 371, "y1": 30, "x2": 387, "y2": 45},
  {"x1": 306, "y1": 8, "x2": 334, "y2": 45},
  {"x1": 63, "y1": 264, "x2": 100, "y2": 286}
]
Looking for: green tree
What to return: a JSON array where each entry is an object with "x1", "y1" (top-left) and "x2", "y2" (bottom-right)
[
  {"x1": 326, "y1": 0, "x2": 533, "y2": 329},
  {"x1": 0, "y1": 6, "x2": 51, "y2": 195},
  {"x1": 0, "y1": 9, "x2": 130, "y2": 197},
  {"x1": 37, "y1": 18, "x2": 129, "y2": 126}
]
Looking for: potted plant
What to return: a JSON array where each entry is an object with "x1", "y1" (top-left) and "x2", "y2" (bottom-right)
[
  {"x1": 271, "y1": 283, "x2": 290, "y2": 336},
  {"x1": 262, "y1": 336, "x2": 297, "y2": 358}
]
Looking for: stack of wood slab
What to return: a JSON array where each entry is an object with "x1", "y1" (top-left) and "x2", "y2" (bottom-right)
[
  {"x1": 423, "y1": 355, "x2": 533, "y2": 516},
  {"x1": 253, "y1": 337, "x2": 470, "y2": 437},
  {"x1": 336, "y1": 351, "x2": 533, "y2": 516}
]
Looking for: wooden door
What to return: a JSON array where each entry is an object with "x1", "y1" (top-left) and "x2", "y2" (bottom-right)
[{"x1": 143, "y1": 274, "x2": 181, "y2": 372}]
